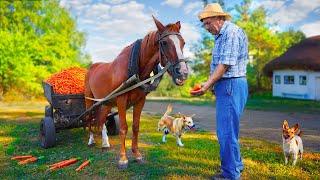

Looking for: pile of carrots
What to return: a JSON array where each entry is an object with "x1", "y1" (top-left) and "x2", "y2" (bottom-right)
[{"x1": 45, "y1": 67, "x2": 87, "y2": 94}]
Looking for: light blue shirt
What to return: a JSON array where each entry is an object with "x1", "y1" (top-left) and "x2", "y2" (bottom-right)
[{"x1": 210, "y1": 21, "x2": 248, "y2": 78}]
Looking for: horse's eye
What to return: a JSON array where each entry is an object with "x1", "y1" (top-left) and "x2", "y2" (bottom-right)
[{"x1": 162, "y1": 41, "x2": 168, "y2": 46}]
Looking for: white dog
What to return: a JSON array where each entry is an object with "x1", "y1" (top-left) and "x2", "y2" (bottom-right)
[{"x1": 282, "y1": 120, "x2": 303, "y2": 165}]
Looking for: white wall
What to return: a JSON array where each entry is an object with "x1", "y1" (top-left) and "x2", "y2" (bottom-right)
[{"x1": 272, "y1": 70, "x2": 320, "y2": 100}]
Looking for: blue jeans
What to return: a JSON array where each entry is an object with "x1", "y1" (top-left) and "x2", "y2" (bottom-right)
[{"x1": 214, "y1": 77, "x2": 248, "y2": 180}]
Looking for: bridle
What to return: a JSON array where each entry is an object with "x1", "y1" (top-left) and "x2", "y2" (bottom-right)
[{"x1": 157, "y1": 31, "x2": 187, "y2": 75}]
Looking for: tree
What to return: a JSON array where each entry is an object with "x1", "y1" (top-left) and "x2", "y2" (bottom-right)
[
  {"x1": 0, "y1": 0, "x2": 90, "y2": 99},
  {"x1": 234, "y1": 1, "x2": 305, "y2": 92}
]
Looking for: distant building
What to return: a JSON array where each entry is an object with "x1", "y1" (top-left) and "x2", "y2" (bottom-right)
[{"x1": 263, "y1": 35, "x2": 320, "y2": 101}]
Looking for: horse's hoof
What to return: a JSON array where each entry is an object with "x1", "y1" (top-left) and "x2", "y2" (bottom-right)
[
  {"x1": 101, "y1": 147, "x2": 111, "y2": 151},
  {"x1": 118, "y1": 162, "x2": 129, "y2": 170},
  {"x1": 134, "y1": 157, "x2": 144, "y2": 164},
  {"x1": 88, "y1": 143, "x2": 96, "y2": 147}
]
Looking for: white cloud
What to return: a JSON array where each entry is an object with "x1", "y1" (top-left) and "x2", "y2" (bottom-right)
[
  {"x1": 101, "y1": 0, "x2": 128, "y2": 4},
  {"x1": 180, "y1": 23, "x2": 201, "y2": 59},
  {"x1": 300, "y1": 21, "x2": 320, "y2": 37},
  {"x1": 262, "y1": 0, "x2": 320, "y2": 26},
  {"x1": 183, "y1": 2, "x2": 203, "y2": 14},
  {"x1": 161, "y1": 0, "x2": 184, "y2": 8},
  {"x1": 59, "y1": 0, "x2": 91, "y2": 10},
  {"x1": 89, "y1": 44, "x2": 126, "y2": 63}
]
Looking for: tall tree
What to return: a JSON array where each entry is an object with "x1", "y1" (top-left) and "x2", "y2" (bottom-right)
[{"x1": 0, "y1": 0, "x2": 90, "y2": 99}]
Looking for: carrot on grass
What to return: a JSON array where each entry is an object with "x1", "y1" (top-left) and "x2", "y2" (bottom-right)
[
  {"x1": 75, "y1": 158, "x2": 93, "y2": 171},
  {"x1": 48, "y1": 159, "x2": 70, "y2": 167},
  {"x1": 11, "y1": 155, "x2": 33, "y2": 160},
  {"x1": 18, "y1": 156, "x2": 44, "y2": 165},
  {"x1": 49, "y1": 157, "x2": 81, "y2": 170}
]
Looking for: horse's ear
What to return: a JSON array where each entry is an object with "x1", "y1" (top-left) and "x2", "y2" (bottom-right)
[
  {"x1": 175, "y1": 21, "x2": 181, "y2": 30},
  {"x1": 152, "y1": 15, "x2": 165, "y2": 34}
]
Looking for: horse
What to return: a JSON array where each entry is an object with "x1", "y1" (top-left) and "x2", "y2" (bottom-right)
[{"x1": 84, "y1": 16, "x2": 189, "y2": 169}]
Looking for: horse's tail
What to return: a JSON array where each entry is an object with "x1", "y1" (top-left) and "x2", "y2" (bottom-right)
[{"x1": 164, "y1": 104, "x2": 172, "y2": 116}]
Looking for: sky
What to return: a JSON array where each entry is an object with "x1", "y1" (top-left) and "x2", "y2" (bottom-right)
[{"x1": 59, "y1": 0, "x2": 320, "y2": 63}]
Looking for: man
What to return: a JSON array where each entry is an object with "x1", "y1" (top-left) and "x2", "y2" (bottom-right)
[{"x1": 190, "y1": 3, "x2": 248, "y2": 180}]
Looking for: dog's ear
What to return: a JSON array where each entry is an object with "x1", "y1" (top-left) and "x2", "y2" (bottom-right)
[
  {"x1": 191, "y1": 114, "x2": 196, "y2": 117},
  {"x1": 293, "y1": 123, "x2": 299, "y2": 131},
  {"x1": 178, "y1": 112, "x2": 186, "y2": 119},
  {"x1": 283, "y1": 120, "x2": 289, "y2": 130}
]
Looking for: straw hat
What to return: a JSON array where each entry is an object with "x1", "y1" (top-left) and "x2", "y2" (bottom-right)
[{"x1": 198, "y1": 3, "x2": 232, "y2": 21}]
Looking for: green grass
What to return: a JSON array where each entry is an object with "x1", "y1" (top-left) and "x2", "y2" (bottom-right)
[
  {"x1": 147, "y1": 93, "x2": 320, "y2": 114},
  {"x1": 0, "y1": 107, "x2": 319, "y2": 179}
]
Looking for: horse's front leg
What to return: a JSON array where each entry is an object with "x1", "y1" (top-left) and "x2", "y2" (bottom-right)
[
  {"x1": 132, "y1": 97, "x2": 146, "y2": 163},
  {"x1": 116, "y1": 95, "x2": 129, "y2": 169}
]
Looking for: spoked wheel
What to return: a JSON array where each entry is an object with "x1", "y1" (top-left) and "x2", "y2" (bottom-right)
[
  {"x1": 106, "y1": 110, "x2": 120, "y2": 135},
  {"x1": 40, "y1": 117, "x2": 56, "y2": 149}
]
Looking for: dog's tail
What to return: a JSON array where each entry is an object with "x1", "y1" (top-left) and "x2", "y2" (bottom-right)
[
  {"x1": 297, "y1": 130, "x2": 303, "y2": 137},
  {"x1": 164, "y1": 104, "x2": 172, "y2": 116}
]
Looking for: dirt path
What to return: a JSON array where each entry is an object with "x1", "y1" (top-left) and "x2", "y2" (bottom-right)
[{"x1": 142, "y1": 101, "x2": 320, "y2": 152}]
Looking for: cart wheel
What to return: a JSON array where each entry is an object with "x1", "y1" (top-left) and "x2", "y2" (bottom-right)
[
  {"x1": 45, "y1": 105, "x2": 53, "y2": 118},
  {"x1": 40, "y1": 117, "x2": 56, "y2": 148},
  {"x1": 106, "y1": 111, "x2": 120, "y2": 135}
]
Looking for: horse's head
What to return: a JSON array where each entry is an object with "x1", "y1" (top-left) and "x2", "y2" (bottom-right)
[{"x1": 153, "y1": 16, "x2": 189, "y2": 86}]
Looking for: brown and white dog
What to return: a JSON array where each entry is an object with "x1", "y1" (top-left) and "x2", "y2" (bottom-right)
[
  {"x1": 282, "y1": 120, "x2": 303, "y2": 165},
  {"x1": 158, "y1": 104, "x2": 195, "y2": 147}
]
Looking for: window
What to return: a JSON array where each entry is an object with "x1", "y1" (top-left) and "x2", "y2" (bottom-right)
[
  {"x1": 284, "y1": 76, "x2": 294, "y2": 84},
  {"x1": 299, "y1": 76, "x2": 307, "y2": 85},
  {"x1": 275, "y1": 75, "x2": 281, "y2": 84}
]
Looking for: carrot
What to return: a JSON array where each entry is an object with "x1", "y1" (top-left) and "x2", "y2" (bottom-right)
[
  {"x1": 18, "y1": 156, "x2": 44, "y2": 165},
  {"x1": 11, "y1": 155, "x2": 33, "y2": 160},
  {"x1": 49, "y1": 157, "x2": 81, "y2": 170},
  {"x1": 45, "y1": 67, "x2": 87, "y2": 94},
  {"x1": 48, "y1": 159, "x2": 69, "y2": 167},
  {"x1": 75, "y1": 158, "x2": 93, "y2": 171},
  {"x1": 189, "y1": 84, "x2": 201, "y2": 94}
]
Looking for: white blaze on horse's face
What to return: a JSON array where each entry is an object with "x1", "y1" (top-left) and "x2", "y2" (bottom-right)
[{"x1": 169, "y1": 34, "x2": 188, "y2": 76}]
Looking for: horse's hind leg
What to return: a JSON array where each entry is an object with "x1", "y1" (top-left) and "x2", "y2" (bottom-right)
[
  {"x1": 97, "y1": 106, "x2": 112, "y2": 149},
  {"x1": 85, "y1": 89, "x2": 95, "y2": 146},
  {"x1": 132, "y1": 97, "x2": 145, "y2": 163}
]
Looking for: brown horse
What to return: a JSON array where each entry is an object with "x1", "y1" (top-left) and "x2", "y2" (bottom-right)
[{"x1": 84, "y1": 16, "x2": 189, "y2": 169}]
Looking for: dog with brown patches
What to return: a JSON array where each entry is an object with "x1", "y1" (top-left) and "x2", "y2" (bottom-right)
[
  {"x1": 282, "y1": 120, "x2": 303, "y2": 165},
  {"x1": 158, "y1": 104, "x2": 195, "y2": 147}
]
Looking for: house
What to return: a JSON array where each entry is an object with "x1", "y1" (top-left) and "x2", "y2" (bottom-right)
[{"x1": 263, "y1": 35, "x2": 320, "y2": 101}]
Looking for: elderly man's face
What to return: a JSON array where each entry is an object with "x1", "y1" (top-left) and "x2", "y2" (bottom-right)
[{"x1": 203, "y1": 17, "x2": 223, "y2": 35}]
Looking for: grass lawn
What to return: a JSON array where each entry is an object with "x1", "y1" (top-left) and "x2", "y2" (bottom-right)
[{"x1": 0, "y1": 102, "x2": 319, "y2": 179}]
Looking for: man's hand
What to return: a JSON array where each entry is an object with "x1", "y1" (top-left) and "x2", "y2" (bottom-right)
[{"x1": 190, "y1": 82, "x2": 211, "y2": 96}]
